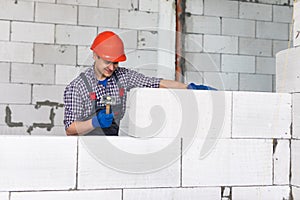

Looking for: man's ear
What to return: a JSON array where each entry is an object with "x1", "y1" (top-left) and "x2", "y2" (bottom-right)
[{"x1": 92, "y1": 52, "x2": 97, "y2": 60}]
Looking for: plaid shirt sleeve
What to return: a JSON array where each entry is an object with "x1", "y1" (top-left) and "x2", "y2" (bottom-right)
[
  {"x1": 63, "y1": 84, "x2": 84, "y2": 130},
  {"x1": 124, "y1": 68, "x2": 161, "y2": 89}
]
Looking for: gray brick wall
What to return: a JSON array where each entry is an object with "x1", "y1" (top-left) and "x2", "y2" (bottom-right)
[{"x1": 184, "y1": 0, "x2": 293, "y2": 92}]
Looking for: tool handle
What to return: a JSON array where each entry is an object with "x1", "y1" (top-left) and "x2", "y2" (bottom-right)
[{"x1": 106, "y1": 104, "x2": 110, "y2": 114}]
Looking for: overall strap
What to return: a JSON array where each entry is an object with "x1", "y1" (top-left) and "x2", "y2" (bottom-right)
[{"x1": 80, "y1": 73, "x2": 96, "y2": 114}]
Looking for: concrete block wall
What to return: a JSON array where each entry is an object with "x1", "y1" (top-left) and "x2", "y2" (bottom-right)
[
  {"x1": 0, "y1": 0, "x2": 175, "y2": 135},
  {"x1": 184, "y1": 0, "x2": 293, "y2": 92},
  {"x1": 1, "y1": 88, "x2": 299, "y2": 199}
]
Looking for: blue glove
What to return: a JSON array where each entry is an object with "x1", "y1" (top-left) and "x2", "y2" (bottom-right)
[
  {"x1": 92, "y1": 110, "x2": 114, "y2": 128},
  {"x1": 187, "y1": 83, "x2": 217, "y2": 91}
]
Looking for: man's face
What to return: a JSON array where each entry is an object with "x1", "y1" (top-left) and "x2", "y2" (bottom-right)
[{"x1": 93, "y1": 52, "x2": 119, "y2": 80}]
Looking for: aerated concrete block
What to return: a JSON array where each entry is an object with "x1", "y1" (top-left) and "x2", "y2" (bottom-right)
[
  {"x1": 274, "y1": 140, "x2": 290, "y2": 184},
  {"x1": 294, "y1": 1, "x2": 300, "y2": 47},
  {"x1": 11, "y1": 22, "x2": 55, "y2": 43},
  {"x1": 35, "y1": 2, "x2": 77, "y2": 25},
  {"x1": 232, "y1": 92, "x2": 291, "y2": 138},
  {"x1": 292, "y1": 140, "x2": 300, "y2": 187},
  {"x1": 0, "y1": 83, "x2": 31, "y2": 104},
  {"x1": 0, "y1": 62, "x2": 10, "y2": 83},
  {"x1": 79, "y1": 6, "x2": 118, "y2": 27},
  {"x1": 10, "y1": 190, "x2": 122, "y2": 200},
  {"x1": 0, "y1": 41, "x2": 33, "y2": 63},
  {"x1": 78, "y1": 137, "x2": 181, "y2": 189},
  {"x1": 34, "y1": 44, "x2": 76, "y2": 65},
  {"x1": 182, "y1": 139, "x2": 273, "y2": 186},
  {"x1": 0, "y1": 192, "x2": 9, "y2": 200},
  {"x1": 56, "y1": 25, "x2": 97, "y2": 46},
  {"x1": 0, "y1": 136, "x2": 77, "y2": 191},
  {"x1": 293, "y1": 186, "x2": 300, "y2": 199},
  {"x1": 0, "y1": 0, "x2": 34, "y2": 21},
  {"x1": 32, "y1": 85, "x2": 66, "y2": 104},
  {"x1": 127, "y1": 88, "x2": 231, "y2": 139},
  {"x1": 293, "y1": 93, "x2": 300, "y2": 139},
  {"x1": 232, "y1": 186, "x2": 290, "y2": 200},
  {"x1": 123, "y1": 188, "x2": 221, "y2": 200},
  {"x1": 11, "y1": 63, "x2": 55, "y2": 84},
  {"x1": 276, "y1": 47, "x2": 300, "y2": 93}
]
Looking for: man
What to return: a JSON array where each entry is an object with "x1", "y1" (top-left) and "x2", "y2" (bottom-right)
[{"x1": 64, "y1": 31, "x2": 215, "y2": 136}]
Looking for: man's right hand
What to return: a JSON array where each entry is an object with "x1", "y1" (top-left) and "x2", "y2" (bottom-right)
[{"x1": 92, "y1": 110, "x2": 114, "y2": 128}]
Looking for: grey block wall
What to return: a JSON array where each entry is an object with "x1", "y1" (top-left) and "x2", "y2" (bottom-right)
[{"x1": 184, "y1": 0, "x2": 293, "y2": 92}]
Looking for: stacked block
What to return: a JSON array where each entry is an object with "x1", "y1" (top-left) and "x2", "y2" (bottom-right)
[{"x1": 0, "y1": 88, "x2": 295, "y2": 198}]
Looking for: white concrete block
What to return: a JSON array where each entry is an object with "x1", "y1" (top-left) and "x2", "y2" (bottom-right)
[
  {"x1": 0, "y1": 62, "x2": 10, "y2": 83},
  {"x1": 30, "y1": 126, "x2": 66, "y2": 136},
  {"x1": 240, "y1": 2, "x2": 272, "y2": 21},
  {"x1": 184, "y1": 71, "x2": 203, "y2": 85},
  {"x1": 56, "y1": 65, "x2": 86, "y2": 85},
  {"x1": 293, "y1": 186, "x2": 300, "y2": 199},
  {"x1": 123, "y1": 188, "x2": 220, "y2": 200},
  {"x1": 186, "y1": 0, "x2": 203, "y2": 15},
  {"x1": 222, "y1": 54, "x2": 255, "y2": 73},
  {"x1": 35, "y1": 2, "x2": 77, "y2": 25},
  {"x1": 186, "y1": 16, "x2": 220, "y2": 35},
  {"x1": 79, "y1": 6, "x2": 118, "y2": 27},
  {"x1": 182, "y1": 139, "x2": 273, "y2": 186},
  {"x1": 293, "y1": 93, "x2": 300, "y2": 139},
  {"x1": 256, "y1": 57, "x2": 276, "y2": 75},
  {"x1": 204, "y1": 0, "x2": 238, "y2": 18},
  {"x1": 185, "y1": 53, "x2": 220, "y2": 72},
  {"x1": 292, "y1": 140, "x2": 300, "y2": 187},
  {"x1": 204, "y1": 35, "x2": 238, "y2": 54},
  {"x1": 97, "y1": 28, "x2": 138, "y2": 49},
  {"x1": 258, "y1": 0, "x2": 289, "y2": 4},
  {"x1": 232, "y1": 92, "x2": 291, "y2": 138},
  {"x1": 204, "y1": 72, "x2": 239, "y2": 91},
  {"x1": 276, "y1": 47, "x2": 300, "y2": 93},
  {"x1": 34, "y1": 44, "x2": 76, "y2": 65},
  {"x1": 222, "y1": 18, "x2": 255, "y2": 37},
  {"x1": 0, "y1": 105, "x2": 61, "y2": 130},
  {"x1": 239, "y1": 38, "x2": 272, "y2": 56},
  {"x1": 232, "y1": 186, "x2": 290, "y2": 200},
  {"x1": 18, "y1": 0, "x2": 55, "y2": 2},
  {"x1": 11, "y1": 63, "x2": 55, "y2": 84},
  {"x1": 274, "y1": 140, "x2": 290, "y2": 184},
  {"x1": 78, "y1": 137, "x2": 181, "y2": 189},
  {"x1": 120, "y1": 10, "x2": 158, "y2": 30},
  {"x1": 78, "y1": 46, "x2": 93, "y2": 66},
  {"x1": 0, "y1": 126, "x2": 28, "y2": 135},
  {"x1": 0, "y1": 21, "x2": 10, "y2": 41},
  {"x1": 294, "y1": 1, "x2": 300, "y2": 47},
  {"x1": 56, "y1": 25, "x2": 96, "y2": 46},
  {"x1": 257, "y1": 21, "x2": 289, "y2": 40},
  {"x1": 11, "y1": 190, "x2": 122, "y2": 200},
  {"x1": 0, "y1": 0, "x2": 34, "y2": 21},
  {"x1": 127, "y1": 88, "x2": 232, "y2": 139},
  {"x1": 138, "y1": 31, "x2": 158, "y2": 50},
  {"x1": 122, "y1": 50, "x2": 158, "y2": 70},
  {"x1": 139, "y1": 0, "x2": 159, "y2": 12},
  {"x1": 99, "y1": 0, "x2": 138, "y2": 10},
  {"x1": 0, "y1": 83, "x2": 31, "y2": 104},
  {"x1": 273, "y1": 5, "x2": 293, "y2": 23},
  {"x1": 57, "y1": 0, "x2": 97, "y2": 6},
  {"x1": 0, "y1": 192, "x2": 9, "y2": 200},
  {"x1": 0, "y1": 41, "x2": 33, "y2": 63},
  {"x1": 0, "y1": 136, "x2": 77, "y2": 191},
  {"x1": 273, "y1": 40, "x2": 289, "y2": 57},
  {"x1": 32, "y1": 85, "x2": 65, "y2": 104},
  {"x1": 11, "y1": 22, "x2": 54, "y2": 43},
  {"x1": 184, "y1": 34, "x2": 203, "y2": 52}
]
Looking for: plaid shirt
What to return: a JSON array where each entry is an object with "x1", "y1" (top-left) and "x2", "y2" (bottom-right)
[{"x1": 64, "y1": 66, "x2": 161, "y2": 130}]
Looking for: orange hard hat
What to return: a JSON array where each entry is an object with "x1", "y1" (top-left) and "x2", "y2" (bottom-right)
[{"x1": 90, "y1": 31, "x2": 126, "y2": 62}]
